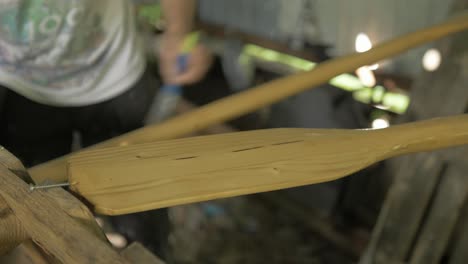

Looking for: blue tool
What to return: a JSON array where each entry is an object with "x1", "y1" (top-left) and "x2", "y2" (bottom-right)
[
  {"x1": 149, "y1": 54, "x2": 188, "y2": 123},
  {"x1": 146, "y1": 32, "x2": 200, "y2": 124}
]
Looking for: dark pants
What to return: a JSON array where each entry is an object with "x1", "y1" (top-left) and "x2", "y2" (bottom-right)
[{"x1": 0, "y1": 70, "x2": 169, "y2": 257}]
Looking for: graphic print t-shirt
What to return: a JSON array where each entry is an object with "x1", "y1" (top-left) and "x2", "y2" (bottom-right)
[{"x1": 0, "y1": 0, "x2": 145, "y2": 106}]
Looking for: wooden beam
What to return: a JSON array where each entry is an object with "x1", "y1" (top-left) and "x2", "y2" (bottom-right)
[
  {"x1": 45, "y1": 187, "x2": 109, "y2": 242},
  {"x1": 449, "y1": 201, "x2": 468, "y2": 264},
  {"x1": 200, "y1": 22, "x2": 413, "y2": 91},
  {"x1": 29, "y1": 11, "x2": 468, "y2": 185},
  {"x1": 0, "y1": 148, "x2": 28, "y2": 254},
  {"x1": 0, "y1": 241, "x2": 50, "y2": 264},
  {"x1": 0, "y1": 147, "x2": 108, "y2": 255},
  {"x1": 0, "y1": 147, "x2": 33, "y2": 186},
  {"x1": 0, "y1": 167, "x2": 127, "y2": 264},
  {"x1": 197, "y1": 21, "x2": 323, "y2": 62},
  {"x1": 68, "y1": 115, "x2": 468, "y2": 215},
  {"x1": 0, "y1": 196, "x2": 27, "y2": 255},
  {"x1": 409, "y1": 163, "x2": 468, "y2": 264},
  {"x1": 0, "y1": 146, "x2": 106, "y2": 258},
  {"x1": 360, "y1": 153, "x2": 443, "y2": 263}
]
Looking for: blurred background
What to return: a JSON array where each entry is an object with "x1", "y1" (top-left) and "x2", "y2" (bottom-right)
[{"x1": 115, "y1": 1, "x2": 468, "y2": 263}]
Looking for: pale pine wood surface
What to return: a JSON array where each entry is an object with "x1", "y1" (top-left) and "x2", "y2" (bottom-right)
[
  {"x1": 0, "y1": 167, "x2": 127, "y2": 264},
  {"x1": 69, "y1": 115, "x2": 468, "y2": 215}
]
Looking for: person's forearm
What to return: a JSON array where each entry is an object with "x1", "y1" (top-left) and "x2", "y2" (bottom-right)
[{"x1": 161, "y1": 0, "x2": 196, "y2": 35}]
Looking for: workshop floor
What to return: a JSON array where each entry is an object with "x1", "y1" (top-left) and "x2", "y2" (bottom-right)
[{"x1": 167, "y1": 194, "x2": 359, "y2": 264}]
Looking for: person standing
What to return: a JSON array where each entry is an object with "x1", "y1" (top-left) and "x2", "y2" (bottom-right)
[{"x1": 0, "y1": 0, "x2": 211, "y2": 258}]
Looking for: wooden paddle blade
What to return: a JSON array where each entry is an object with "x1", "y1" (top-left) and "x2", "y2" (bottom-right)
[
  {"x1": 68, "y1": 128, "x2": 376, "y2": 215},
  {"x1": 69, "y1": 115, "x2": 468, "y2": 215}
]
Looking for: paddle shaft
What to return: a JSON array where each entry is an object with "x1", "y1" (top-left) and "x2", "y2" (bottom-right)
[{"x1": 373, "y1": 114, "x2": 468, "y2": 159}]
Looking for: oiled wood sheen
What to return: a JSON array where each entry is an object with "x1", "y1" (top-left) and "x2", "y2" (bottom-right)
[
  {"x1": 30, "y1": 11, "x2": 468, "y2": 185},
  {"x1": 69, "y1": 115, "x2": 468, "y2": 215}
]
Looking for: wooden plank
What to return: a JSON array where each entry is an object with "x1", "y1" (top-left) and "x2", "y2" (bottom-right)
[
  {"x1": 29, "y1": 12, "x2": 468, "y2": 185},
  {"x1": 0, "y1": 241, "x2": 50, "y2": 264},
  {"x1": 449, "y1": 199, "x2": 468, "y2": 264},
  {"x1": 409, "y1": 163, "x2": 468, "y2": 263},
  {"x1": 0, "y1": 146, "x2": 33, "y2": 184},
  {"x1": 0, "y1": 147, "x2": 107, "y2": 255},
  {"x1": 0, "y1": 146, "x2": 107, "y2": 260},
  {"x1": 360, "y1": 153, "x2": 444, "y2": 263},
  {"x1": 68, "y1": 115, "x2": 468, "y2": 215},
  {"x1": 0, "y1": 167, "x2": 127, "y2": 264},
  {"x1": 0, "y1": 147, "x2": 108, "y2": 250},
  {"x1": 198, "y1": 21, "x2": 321, "y2": 62},
  {"x1": 0, "y1": 196, "x2": 27, "y2": 255},
  {"x1": 45, "y1": 188, "x2": 108, "y2": 243},
  {"x1": 121, "y1": 242, "x2": 165, "y2": 264}
]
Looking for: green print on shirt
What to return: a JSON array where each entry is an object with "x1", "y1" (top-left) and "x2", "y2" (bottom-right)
[
  {"x1": 0, "y1": 0, "x2": 83, "y2": 44},
  {"x1": 0, "y1": 0, "x2": 107, "y2": 87}
]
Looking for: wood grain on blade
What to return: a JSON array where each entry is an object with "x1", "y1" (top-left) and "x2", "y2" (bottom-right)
[
  {"x1": 68, "y1": 129, "x2": 373, "y2": 215},
  {"x1": 68, "y1": 115, "x2": 468, "y2": 216}
]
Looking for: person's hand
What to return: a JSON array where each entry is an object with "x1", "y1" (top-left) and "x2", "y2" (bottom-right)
[{"x1": 158, "y1": 33, "x2": 212, "y2": 85}]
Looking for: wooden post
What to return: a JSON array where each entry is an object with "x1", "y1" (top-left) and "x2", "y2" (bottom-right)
[
  {"x1": 359, "y1": 153, "x2": 444, "y2": 263},
  {"x1": 0, "y1": 147, "x2": 29, "y2": 254},
  {"x1": 0, "y1": 166, "x2": 128, "y2": 264},
  {"x1": 0, "y1": 147, "x2": 129, "y2": 263},
  {"x1": 409, "y1": 163, "x2": 468, "y2": 263},
  {"x1": 0, "y1": 241, "x2": 51, "y2": 264},
  {"x1": 0, "y1": 147, "x2": 33, "y2": 186},
  {"x1": 0, "y1": 196, "x2": 27, "y2": 255},
  {"x1": 0, "y1": 146, "x2": 109, "y2": 249},
  {"x1": 449, "y1": 202, "x2": 468, "y2": 264}
]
